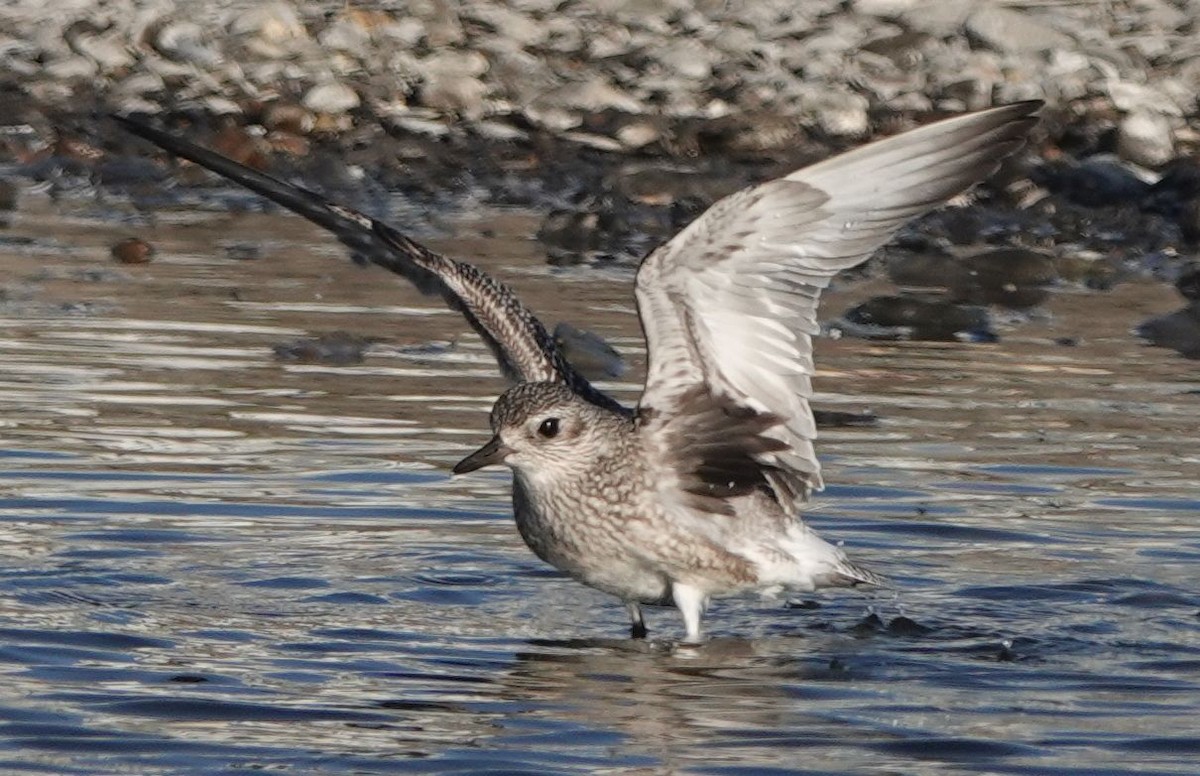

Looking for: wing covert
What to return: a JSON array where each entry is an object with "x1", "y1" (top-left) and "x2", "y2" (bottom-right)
[
  {"x1": 114, "y1": 114, "x2": 622, "y2": 413},
  {"x1": 635, "y1": 101, "x2": 1042, "y2": 511}
]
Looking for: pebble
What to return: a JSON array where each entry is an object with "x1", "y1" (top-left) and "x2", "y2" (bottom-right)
[
  {"x1": 0, "y1": 178, "x2": 18, "y2": 211},
  {"x1": 272, "y1": 332, "x2": 376, "y2": 365},
  {"x1": 302, "y1": 81, "x2": 360, "y2": 115},
  {"x1": 111, "y1": 237, "x2": 154, "y2": 264},
  {"x1": 1135, "y1": 303, "x2": 1200, "y2": 359},
  {"x1": 952, "y1": 248, "x2": 1058, "y2": 309},
  {"x1": 841, "y1": 295, "x2": 993, "y2": 342},
  {"x1": 553, "y1": 322, "x2": 626, "y2": 381},
  {"x1": 0, "y1": 0, "x2": 1193, "y2": 166},
  {"x1": 1118, "y1": 111, "x2": 1175, "y2": 168}
]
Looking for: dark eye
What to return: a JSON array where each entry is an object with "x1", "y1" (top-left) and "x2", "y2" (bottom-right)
[{"x1": 537, "y1": 418, "x2": 560, "y2": 438}]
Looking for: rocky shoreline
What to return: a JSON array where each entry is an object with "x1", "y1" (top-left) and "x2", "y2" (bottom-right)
[
  {"x1": 1, "y1": 0, "x2": 1199, "y2": 357},
  {"x1": 2, "y1": 0, "x2": 1197, "y2": 157}
]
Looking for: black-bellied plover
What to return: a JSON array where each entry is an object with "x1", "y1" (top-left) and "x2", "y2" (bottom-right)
[{"x1": 117, "y1": 102, "x2": 1041, "y2": 642}]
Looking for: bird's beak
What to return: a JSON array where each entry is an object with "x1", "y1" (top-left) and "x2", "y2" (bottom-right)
[{"x1": 452, "y1": 434, "x2": 511, "y2": 474}]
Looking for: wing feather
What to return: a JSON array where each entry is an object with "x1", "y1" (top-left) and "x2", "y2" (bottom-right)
[
  {"x1": 113, "y1": 114, "x2": 623, "y2": 413},
  {"x1": 636, "y1": 102, "x2": 1042, "y2": 512}
]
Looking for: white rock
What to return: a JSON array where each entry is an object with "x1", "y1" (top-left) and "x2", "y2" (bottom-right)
[
  {"x1": 318, "y1": 18, "x2": 371, "y2": 54},
  {"x1": 853, "y1": 0, "x2": 927, "y2": 15},
  {"x1": 562, "y1": 131, "x2": 624, "y2": 152},
  {"x1": 389, "y1": 115, "x2": 452, "y2": 137},
  {"x1": 559, "y1": 77, "x2": 643, "y2": 113},
  {"x1": 229, "y1": 3, "x2": 308, "y2": 43},
  {"x1": 965, "y1": 6, "x2": 1073, "y2": 54},
  {"x1": 805, "y1": 88, "x2": 870, "y2": 137},
  {"x1": 113, "y1": 72, "x2": 165, "y2": 98},
  {"x1": 154, "y1": 20, "x2": 220, "y2": 66},
  {"x1": 380, "y1": 18, "x2": 426, "y2": 47},
  {"x1": 1118, "y1": 111, "x2": 1175, "y2": 168},
  {"x1": 421, "y1": 72, "x2": 489, "y2": 118},
  {"x1": 654, "y1": 39, "x2": 712, "y2": 81},
  {"x1": 462, "y1": 4, "x2": 544, "y2": 47},
  {"x1": 899, "y1": 0, "x2": 979, "y2": 36},
  {"x1": 422, "y1": 49, "x2": 489, "y2": 78},
  {"x1": 203, "y1": 96, "x2": 243, "y2": 115},
  {"x1": 74, "y1": 31, "x2": 135, "y2": 71},
  {"x1": 114, "y1": 96, "x2": 162, "y2": 115},
  {"x1": 616, "y1": 121, "x2": 660, "y2": 149},
  {"x1": 473, "y1": 120, "x2": 529, "y2": 141},
  {"x1": 45, "y1": 55, "x2": 97, "y2": 80},
  {"x1": 302, "y1": 81, "x2": 360, "y2": 114},
  {"x1": 523, "y1": 103, "x2": 580, "y2": 132}
]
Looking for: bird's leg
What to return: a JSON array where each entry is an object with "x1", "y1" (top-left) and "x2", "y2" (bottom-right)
[
  {"x1": 626, "y1": 602, "x2": 648, "y2": 639},
  {"x1": 671, "y1": 582, "x2": 708, "y2": 644}
]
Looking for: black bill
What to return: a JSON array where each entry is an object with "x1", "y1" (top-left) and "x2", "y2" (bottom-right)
[{"x1": 452, "y1": 435, "x2": 511, "y2": 474}]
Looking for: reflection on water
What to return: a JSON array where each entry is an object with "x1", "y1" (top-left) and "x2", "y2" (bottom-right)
[{"x1": 1, "y1": 195, "x2": 1198, "y2": 774}]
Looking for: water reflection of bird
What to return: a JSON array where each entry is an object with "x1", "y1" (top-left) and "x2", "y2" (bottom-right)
[{"x1": 116, "y1": 102, "x2": 1040, "y2": 642}]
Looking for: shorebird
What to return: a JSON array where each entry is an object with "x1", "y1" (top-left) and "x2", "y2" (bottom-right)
[{"x1": 116, "y1": 102, "x2": 1041, "y2": 642}]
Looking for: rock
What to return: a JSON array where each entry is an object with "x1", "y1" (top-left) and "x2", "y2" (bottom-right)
[
  {"x1": 558, "y1": 77, "x2": 644, "y2": 113},
  {"x1": 419, "y1": 72, "x2": 489, "y2": 118},
  {"x1": 806, "y1": 88, "x2": 870, "y2": 138},
  {"x1": 302, "y1": 81, "x2": 360, "y2": 114},
  {"x1": 111, "y1": 237, "x2": 154, "y2": 264},
  {"x1": 965, "y1": 5, "x2": 1073, "y2": 54},
  {"x1": 654, "y1": 39, "x2": 713, "y2": 81},
  {"x1": 1176, "y1": 265, "x2": 1200, "y2": 301},
  {"x1": 900, "y1": 0, "x2": 979, "y2": 37},
  {"x1": 210, "y1": 126, "x2": 271, "y2": 171},
  {"x1": 379, "y1": 17, "x2": 426, "y2": 47},
  {"x1": 67, "y1": 25, "x2": 136, "y2": 71},
  {"x1": 1055, "y1": 250, "x2": 1123, "y2": 290},
  {"x1": 951, "y1": 248, "x2": 1058, "y2": 309},
  {"x1": 261, "y1": 103, "x2": 316, "y2": 134},
  {"x1": 1029, "y1": 158, "x2": 1152, "y2": 208},
  {"x1": 886, "y1": 249, "x2": 958, "y2": 288},
  {"x1": 1118, "y1": 111, "x2": 1175, "y2": 168},
  {"x1": 1135, "y1": 302, "x2": 1200, "y2": 359},
  {"x1": 222, "y1": 242, "x2": 262, "y2": 261},
  {"x1": 0, "y1": 178, "x2": 18, "y2": 211},
  {"x1": 553, "y1": 322, "x2": 627, "y2": 381},
  {"x1": 45, "y1": 56, "x2": 97, "y2": 80},
  {"x1": 272, "y1": 332, "x2": 376, "y2": 365},
  {"x1": 228, "y1": 3, "x2": 308, "y2": 44},
  {"x1": 462, "y1": 4, "x2": 545, "y2": 47},
  {"x1": 151, "y1": 20, "x2": 220, "y2": 66},
  {"x1": 1144, "y1": 160, "x2": 1200, "y2": 216},
  {"x1": 318, "y1": 17, "x2": 372, "y2": 54},
  {"x1": 615, "y1": 121, "x2": 661, "y2": 150},
  {"x1": 202, "y1": 96, "x2": 243, "y2": 116},
  {"x1": 840, "y1": 294, "x2": 993, "y2": 341},
  {"x1": 812, "y1": 409, "x2": 879, "y2": 428}
]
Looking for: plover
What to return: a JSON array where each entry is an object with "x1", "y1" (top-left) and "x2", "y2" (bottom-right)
[{"x1": 117, "y1": 102, "x2": 1041, "y2": 641}]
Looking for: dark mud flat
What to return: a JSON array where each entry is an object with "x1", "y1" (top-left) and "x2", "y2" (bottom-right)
[{"x1": 1, "y1": 158, "x2": 1199, "y2": 776}]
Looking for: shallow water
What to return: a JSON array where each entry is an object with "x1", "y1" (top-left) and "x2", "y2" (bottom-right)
[{"x1": 1, "y1": 193, "x2": 1198, "y2": 775}]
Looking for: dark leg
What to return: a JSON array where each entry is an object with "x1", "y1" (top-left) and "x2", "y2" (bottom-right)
[{"x1": 627, "y1": 602, "x2": 648, "y2": 639}]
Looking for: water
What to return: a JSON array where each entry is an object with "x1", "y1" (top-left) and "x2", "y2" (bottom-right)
[{"x1": 1, "y1": 195, "x2": 1198, "y2": 774}]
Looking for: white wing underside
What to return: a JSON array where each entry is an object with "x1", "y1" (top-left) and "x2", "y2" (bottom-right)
[{"x1": 635, "y1": 102, "x2": 1041, "y2": 513}]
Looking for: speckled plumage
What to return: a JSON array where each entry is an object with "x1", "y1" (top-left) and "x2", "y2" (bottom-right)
[{"x1": 118, "y1": 102, "x2": 1041, "y2": 642}]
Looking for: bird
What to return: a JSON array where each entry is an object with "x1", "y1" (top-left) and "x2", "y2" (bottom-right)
[{"x1": 115, "y1": 102, "x2": 1041, "y2": 642}]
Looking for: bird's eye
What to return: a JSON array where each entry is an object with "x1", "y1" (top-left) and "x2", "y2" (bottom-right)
[{"x1": 537, "y1": 418, "x2": 560, "y2": 438}]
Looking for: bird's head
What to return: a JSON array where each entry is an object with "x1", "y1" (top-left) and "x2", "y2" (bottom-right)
[{"x1": 453, "y1": 382, "x2": 617, "y2": 480}]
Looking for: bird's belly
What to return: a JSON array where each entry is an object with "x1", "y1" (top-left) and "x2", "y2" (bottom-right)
[{"x1": 511, "y1": 481, "x2": 670, "y2": 603}]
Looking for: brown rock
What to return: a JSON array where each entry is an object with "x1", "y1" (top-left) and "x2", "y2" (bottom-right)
[{"x1": 111, "y1": 237, "x2": 154, "y2": 264}]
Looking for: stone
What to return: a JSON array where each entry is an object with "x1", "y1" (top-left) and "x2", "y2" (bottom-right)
[
  {"x1": 965, "y1": 5, "x2": 1073, "y2": 54},
  {"x1": 302, "y1": 81, "x2": 360, "y2": 114},
  {"x1": 1118, "y1": 110, "x2": 1175, "y2": 168}
]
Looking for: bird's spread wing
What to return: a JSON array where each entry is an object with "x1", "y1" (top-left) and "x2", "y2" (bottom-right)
[
  {"x1": 636, "y1": 101, "x2": 1042, "y2": 513},
  {"x1": 113, "y1": 115, "x2": 622, "y2": 413}
]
